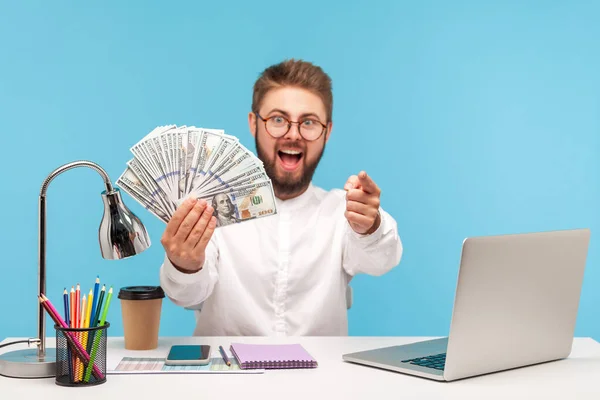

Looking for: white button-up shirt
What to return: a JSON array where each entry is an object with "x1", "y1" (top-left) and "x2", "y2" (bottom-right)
[{"x1": 159, "y1": 183, "x2": 403, "y2": 336}]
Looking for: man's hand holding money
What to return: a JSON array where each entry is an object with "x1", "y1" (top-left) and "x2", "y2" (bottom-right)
[
  {"x1": 161, "y1": 198, "x2": 217, "y2": 273},
  {"x1": 344, "y1": 171, "x2": 382, "y2": 235}
]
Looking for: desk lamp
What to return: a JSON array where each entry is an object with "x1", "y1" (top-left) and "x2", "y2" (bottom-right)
[{"x1": 0, "y1": 160, "x2": 151, "y2": 378}]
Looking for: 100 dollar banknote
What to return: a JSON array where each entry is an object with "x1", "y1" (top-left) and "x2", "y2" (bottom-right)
[{"x1": 180, "y1": 180, "x2": 278, "y2": 228}]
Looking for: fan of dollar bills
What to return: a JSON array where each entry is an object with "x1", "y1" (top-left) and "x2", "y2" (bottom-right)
[{"x1": 116, "y1": 125, "x2": 278, "y2": 227}]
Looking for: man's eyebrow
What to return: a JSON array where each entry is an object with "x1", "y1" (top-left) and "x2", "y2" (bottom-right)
[
  {"x1": 267, "y1": 109, "x2": 324, "y2": 121},
  {"x1": 266, "y1": 108, "x2": 290, "y2": 117},
  {"x1": 298, "y1": 112, "x2": 322, "y2": 120}
]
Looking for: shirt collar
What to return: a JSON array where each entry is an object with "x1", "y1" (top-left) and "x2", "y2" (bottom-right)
[{"x1": 275, "y1": 182, "x2": 317, "y2": 212}]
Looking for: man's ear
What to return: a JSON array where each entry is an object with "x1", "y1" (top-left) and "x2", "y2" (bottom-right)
[
  {"x1": 325, "y1": 121, "x2": 333, "y2": 143},
  {"x1": 249, "y1": 112, "x2": 257, "y2": 138}
]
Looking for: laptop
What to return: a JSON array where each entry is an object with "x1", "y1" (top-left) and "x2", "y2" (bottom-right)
[{"x1": 342, "y1": 228, "x2": 591, "y2": 381}]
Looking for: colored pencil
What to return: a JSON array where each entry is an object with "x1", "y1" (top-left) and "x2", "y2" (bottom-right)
[
  {"x1": 76, "y1": 294, "x2": 87, "y2": 381},
  {"x1": 99, "y1": 287, "x2": 112, "y2": 324},
  {"x1": 85, "y1": 289, "x2": 93, "y2": 328},
  {"x1": 63, "y1": 289, "x2": 73, "y2": 381},
  {"x1": 219, "y1": 345, "x2": 231, "y2": 366},
  {"x1": 75, "y1": 284, "x2": 81, "y2": 380},
  {"x1": 89, "y1": 276, "x2": 100, "y2": 329},
  {"x1": 75, "y1": 289, "x2": 80, "y2": 383},
  {"x1": 80, "y1": 295, "x2": 87, "y2": 329},
  {"x1": 75, "y1": 284, "x2": 80, "y2": 329},
  {"x1": 70, "y1": 287, "x2": 75, "y2": 328},
  {"x1": 84, "y1": 287, "x2": 112, "y2": 382},
  {"x1": 92, "y1": 285, "x2": 105, "y2": 328},
  {"x1": 69, "y1": 286, "x2": 76, "y2": 379},
  {"x1": 63, "y1": 289, "x2": 70, "y2": 326},
  {"x1": 39, "y1": 295, "x2": 104, "y2": 380},
  {"x1": 86, "y1": 285, "x2": 105, "y2": 353},
  {"x1": 82, "y1": 289, "x2": 93, "y2": 379}
]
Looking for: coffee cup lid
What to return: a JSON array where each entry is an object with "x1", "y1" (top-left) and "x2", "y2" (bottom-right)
[{"x1": 118, "y1": 286, "x2": 165, "y2": 301}]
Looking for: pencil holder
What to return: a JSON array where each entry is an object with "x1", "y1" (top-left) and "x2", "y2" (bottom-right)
[{"x1": 54, "y1": 322, "x2": 110, "y2": 387}]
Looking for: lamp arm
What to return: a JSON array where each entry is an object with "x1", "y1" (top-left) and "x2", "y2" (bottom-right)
[
  {"x1": 37, "y1": 160, "x2": 114, "y2": 358},
  {"x1": 40, "y1": 160, "x2": 114, "y2": 196}
]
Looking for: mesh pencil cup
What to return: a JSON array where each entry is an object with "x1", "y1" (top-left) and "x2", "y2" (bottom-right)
[{"x1": 54, "y1": 322, "x2": 110, "y2": 387}]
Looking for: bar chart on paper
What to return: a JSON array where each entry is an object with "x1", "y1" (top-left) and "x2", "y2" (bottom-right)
[{"x1": 107, "y1": 356, "x2": 264, "y2": 374}]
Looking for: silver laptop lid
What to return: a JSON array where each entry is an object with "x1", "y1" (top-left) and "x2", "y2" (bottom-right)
[{"x1": 444, "y1": 228, "x2": 590, "y2": 381}]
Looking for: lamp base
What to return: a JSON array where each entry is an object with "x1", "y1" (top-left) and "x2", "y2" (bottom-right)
[{"x1": 0, "y1": 348, "x2": 56, "y2": 378}]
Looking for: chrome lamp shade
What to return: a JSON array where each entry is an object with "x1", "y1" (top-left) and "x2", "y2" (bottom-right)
[
  {"x1": 100, "y1": 189, "x2": 151, "y2": 260},
  {"x1": 0, "y1": 160, "x2": 150, "y2": 379}
]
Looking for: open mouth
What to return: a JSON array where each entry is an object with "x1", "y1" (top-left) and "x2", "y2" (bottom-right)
[{"x1": 277, "y1": 149, "x2": 303, "y2": 171}]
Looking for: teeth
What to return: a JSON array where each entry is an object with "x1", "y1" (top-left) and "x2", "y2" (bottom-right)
[{"x1": 280, "y1": 150, "x2": 302, "y2": 155}]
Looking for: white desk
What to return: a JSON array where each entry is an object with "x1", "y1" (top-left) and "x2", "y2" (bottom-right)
[{"x1": 1, "y1": 336, "x2": 600, "y2": 399}]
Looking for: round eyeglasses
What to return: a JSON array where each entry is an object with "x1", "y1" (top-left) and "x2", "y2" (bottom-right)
[{"x1": 255, "y1": 112, "x2": 327, "y2": 141}]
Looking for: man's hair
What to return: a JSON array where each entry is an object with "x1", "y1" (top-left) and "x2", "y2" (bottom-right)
[{"x1": 251, "y1": 59, "x2": 333, "y2": 123}]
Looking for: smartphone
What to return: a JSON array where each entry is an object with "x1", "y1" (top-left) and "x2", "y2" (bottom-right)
[{"x1": 165, "y1": 344, "x2": 212, "y2": 366}]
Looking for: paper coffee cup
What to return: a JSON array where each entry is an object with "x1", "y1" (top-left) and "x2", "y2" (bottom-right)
[{"x1": 118, "y1": 286, "x2": 165, "y2": 350}]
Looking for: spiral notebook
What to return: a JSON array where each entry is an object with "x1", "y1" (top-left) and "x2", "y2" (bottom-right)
[{"x1": 230, "y1": 343, "x2": 318, "y2": 369}]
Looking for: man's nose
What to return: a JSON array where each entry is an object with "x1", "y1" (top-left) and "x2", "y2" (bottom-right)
[{"x1": 283, "y1": 122, "x2": 302, "y2": 141}]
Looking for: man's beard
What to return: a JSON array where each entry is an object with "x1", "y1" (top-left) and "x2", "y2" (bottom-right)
[{"x1": 255, "y1": 134, "x2": 325, "y2": 198}]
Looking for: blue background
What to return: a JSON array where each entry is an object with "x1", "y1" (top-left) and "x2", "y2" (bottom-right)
[{"x1": 0, "y1": 0, "x2": 598, "y2": 341}]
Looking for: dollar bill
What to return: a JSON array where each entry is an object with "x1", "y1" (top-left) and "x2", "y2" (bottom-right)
[
  {"x1": 120, "y1": 125, "x2": 278, "y2": 228},
  {"x1": 187, "y1": 128, "x2": 225, "y2": 193},
  {"x1": 195, "y1": 148, "x2": 261, "y2": 194},
  {"x1": 199, "y1": 166, "x2": 269, "y2": 195},
  {"x1": 188, "y1": 180, "x2": 277, "y2": 228},
  {"x1": 126, "y1": 159, "x2": 175, "y2": 216},
  {"x1": 116, "y1": 172, "x2": 170, "y2": 224}
]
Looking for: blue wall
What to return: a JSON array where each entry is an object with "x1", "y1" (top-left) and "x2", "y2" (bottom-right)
[{"x1": 0, "y1": 1, "x2": 598, "y2": 341}]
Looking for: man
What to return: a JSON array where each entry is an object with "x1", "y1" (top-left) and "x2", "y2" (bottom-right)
[
  {"x1": 211, "y1": 193, "x2": 240, "y2": 227},
  {"x1": 159, "y1": 59, "x2": 402, "y2": 336}
]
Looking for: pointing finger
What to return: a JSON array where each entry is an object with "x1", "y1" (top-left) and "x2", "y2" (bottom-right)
[{"x1": 357, "y1": 171, "x2": 379, "y2": 195}]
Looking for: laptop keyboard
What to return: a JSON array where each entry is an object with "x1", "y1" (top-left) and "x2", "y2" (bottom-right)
[{"x1": 402, "y1": 353, "x2": 446, "y2": 370}]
